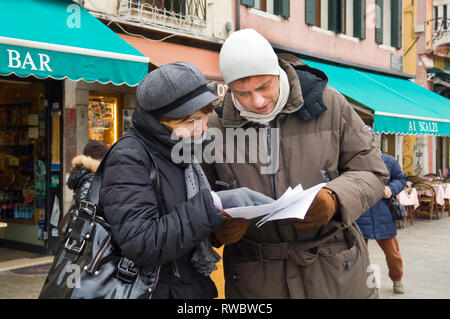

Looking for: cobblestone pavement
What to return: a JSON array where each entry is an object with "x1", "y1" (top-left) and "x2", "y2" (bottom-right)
[
  {"x1": 0, "y1": 214, "x2": 449, "y2": 299},
  {"x1": 368, "y1": 213, "x2": 450, "y2": 299}
]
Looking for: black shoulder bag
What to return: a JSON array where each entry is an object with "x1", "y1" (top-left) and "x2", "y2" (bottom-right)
[
  {"x1": 384, "y1": 157, "x2": 407, "y2": 222},
  {"x1": 386, "y1": 196, "x2": 406, "y2": 221},
  {"x1": 39, "y1": 135, "x2": 163, "y2": 299}
]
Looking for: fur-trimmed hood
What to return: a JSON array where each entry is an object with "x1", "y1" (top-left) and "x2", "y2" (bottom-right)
[
  {"x1": 67, "y1": 155, "x2": 101, "y2": 192},
  {"x1": 71, "y1": 154, "x2": 101, "y2": 173}
]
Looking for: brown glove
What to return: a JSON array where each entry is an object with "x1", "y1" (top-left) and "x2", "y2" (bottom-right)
[
  {"x1": 294, "y1": 188, "x2": 338, "y2": 229},
  {"x1": 214, "y1": 212, "x2": 250, "y2": 245}
]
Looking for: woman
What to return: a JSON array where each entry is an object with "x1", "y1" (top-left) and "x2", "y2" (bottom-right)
[
  {"x1": 59, "y1": 139, "x2": 108, "y2": 235},
  {"x1": 99, "y1": 62, "x2": 272, "y2": 299}
]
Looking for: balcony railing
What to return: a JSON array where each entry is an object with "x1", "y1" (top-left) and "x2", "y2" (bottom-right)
[{"x1": 119, "y1": 0, "x2": 207, "y2": 35}]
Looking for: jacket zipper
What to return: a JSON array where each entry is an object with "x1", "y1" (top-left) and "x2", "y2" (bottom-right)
[
  {"x1": 266, "y1": 124, "x2": 277, "y2": 199},
  {"x1": 88, "y1": 233, "x2": 112, "y2": 274},
  {"x1": 153, "y1": 265, "x2": 161, "y2": 292},
  {"x1": 172, "y1": 260, "x2": 181, "y2": 278}
]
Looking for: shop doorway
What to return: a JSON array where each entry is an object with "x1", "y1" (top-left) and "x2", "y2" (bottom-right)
[{"x1": 0, "y1": 78, "x2": 63, "y2": 256}]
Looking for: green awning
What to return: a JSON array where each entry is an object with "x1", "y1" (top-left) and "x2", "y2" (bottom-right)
[
  {"x1": 427, "y1": 67, "x2": 450, "y2": 81},
  {"x1": 301, "y1": 58, "x2": 450, "y2": 136},
  {"x1": 0, "y1": 0, "x2": 149, "y2": 86}
]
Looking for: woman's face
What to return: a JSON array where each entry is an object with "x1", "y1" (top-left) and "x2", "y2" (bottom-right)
[{"x1": 160, "y1": 109, "x2": 210, "y2": 139}]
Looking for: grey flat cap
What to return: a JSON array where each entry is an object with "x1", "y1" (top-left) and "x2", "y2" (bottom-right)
[{"x1": 137, "y1": 62, "x2": 219, "y2": 118}]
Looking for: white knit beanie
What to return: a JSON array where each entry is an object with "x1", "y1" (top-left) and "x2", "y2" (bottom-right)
[{"x1": 219, "y1": 29, "x2": 279, "y2": 85}]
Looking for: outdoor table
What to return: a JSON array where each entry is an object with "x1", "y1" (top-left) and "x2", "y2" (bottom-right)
[
  {"x1": 397, "y1": 187, "x2": 419, "y2": 225},
  {"x1": 442, "y1": 183, "x2": 450, "y2": 200},
  {"x1": 430, "y1": 184, "x2": 446, "y2": 206},
  {"x1": 442, "y1": 183, "x2": 450, "y2": 216}
]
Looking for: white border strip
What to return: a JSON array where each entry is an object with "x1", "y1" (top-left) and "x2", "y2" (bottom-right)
[
  {"x1": 375, "y1": 111, "x2": 450, "y2": 123},
  {"x1": 0, "y1": 36, "x2": 149, "y2": 63},
  {"x1": 0, "y1": 70, "x2": 139, "y2": 87}
]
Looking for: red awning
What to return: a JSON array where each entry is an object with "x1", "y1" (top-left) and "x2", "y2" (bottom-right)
[{"x1": 118, "y1": 33, "x2": 221, "y2": 80}]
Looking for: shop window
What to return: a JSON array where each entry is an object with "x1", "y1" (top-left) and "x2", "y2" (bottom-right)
[
  {"x1": 0, "y1": 81, "x2": 47, "y2": 226},
  {"x1": 381, "y1": 133, "x2": 396, "y2": 157},
  {"x1": 88, "y1": 95, "x2": 120, "y2": 147}
]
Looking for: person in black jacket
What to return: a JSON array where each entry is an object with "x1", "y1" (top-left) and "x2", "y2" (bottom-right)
[
  {"x1": 59, "y1": 139, "x2": 108, "y2": 235},
  {"x1": 99, "y1": 62, "x2": 273, "y2": 299}
]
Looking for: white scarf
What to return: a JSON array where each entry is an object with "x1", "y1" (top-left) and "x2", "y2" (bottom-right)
[{"x1": 231, "y1": 66, "x2": 290, "y2": 125}]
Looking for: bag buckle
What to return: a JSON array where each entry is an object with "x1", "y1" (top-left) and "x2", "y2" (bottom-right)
[
  {"x1": 116, "y1": 257, "x2": 139, "y2": 283},
  {"x1": 79, "y1": 201, "x2": 97, "y2": 217},
  {"x1": 64, "y1": 235, "x2": 86, "y2": 255}
]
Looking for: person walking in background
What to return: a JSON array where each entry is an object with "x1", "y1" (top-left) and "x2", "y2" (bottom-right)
[
  {"x1": 356, "y1": 152, "x2": 407, "y2": 294},
  {"x1": 58, "y1": 139, "x2": 108, "y2": 236}
]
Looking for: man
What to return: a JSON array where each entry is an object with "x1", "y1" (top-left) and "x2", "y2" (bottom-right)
[
  {"x1": 356, "y1": 152, "x2": 406, "y2": 294},
  {"x1": 205, "y1": 29, "x2": 389, "y2": 298}
]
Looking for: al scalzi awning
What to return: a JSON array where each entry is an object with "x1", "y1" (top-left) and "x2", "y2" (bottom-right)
[
  {"x1": 0, "y1": 0, "x2": 149, "y2": 86},
  {"x1": 301, "y1": 58, "x2": 450, "y2": 136}
]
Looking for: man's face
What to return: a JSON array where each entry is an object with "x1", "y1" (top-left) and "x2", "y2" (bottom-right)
[{"x1": 229, "y1": 75, "x2": 280, "y2": 115}]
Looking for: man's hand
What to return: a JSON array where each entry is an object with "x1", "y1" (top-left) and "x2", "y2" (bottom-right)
[
  {"x1": 294, "y1": 188, "x2": 338, "y2": 229},
  {"x1": 384, "y1": 186, "x2": 392, "y2": 198},
  {"x1": 214, "y1": 217, "x2": 250, "y2": 245}
]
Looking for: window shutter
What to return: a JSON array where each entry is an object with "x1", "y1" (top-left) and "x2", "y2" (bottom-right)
[
  {"x1": 444, "y1": 5, "x2": 448, "y2": 30},
  {"x1": 240, "y1": 0, "x2": 254, "y2": 7},
  {"x1": 305, "y1": 0, "x2": 316, "y2": 26},
  {"x1": 353, "y1": 0, "x2": 366, "y2": 39},
  {"x1": 375, "y1": 0, "x2": 383, "y2": 44},
  {"x1": 274, "y1": 0, "x2": 290, "y2": 18},
  {"x1": 328, "y1": 0, "x2": 338, "y2": 32},
  {"x1": 433, "y1": 6, "x2": 438, "y2": 31},
  {"x1": 391, "y1": 0, "x2": 402, "y2": 48}
]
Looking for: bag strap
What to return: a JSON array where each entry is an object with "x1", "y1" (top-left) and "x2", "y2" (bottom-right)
[{"x1": 83, "y1": 134, "x2": 165, "y2": 217}]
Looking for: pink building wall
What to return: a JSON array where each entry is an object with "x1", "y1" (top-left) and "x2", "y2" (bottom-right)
[
  {"x1": 239, "y1": 0, "x2": 402, "y2": 71},
  {"x1": 415, "y1": 0, "x2": 432, "y2": 89}
]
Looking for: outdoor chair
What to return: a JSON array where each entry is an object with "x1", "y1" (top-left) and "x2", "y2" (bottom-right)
[
  {"x1": 411, "y1": 182, "x2": 443, "y2": 220},
  {"x1": 407, "y1": 175, "x2": 424, "y2": 184}
]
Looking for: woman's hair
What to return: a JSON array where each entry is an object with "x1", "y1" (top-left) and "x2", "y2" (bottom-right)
[
  {"x1": 157, "y1": 103, "x2": 214, "y2": 124},
  {"x1": 83, "y1": 139, "x2": 109, "y2": 160}
]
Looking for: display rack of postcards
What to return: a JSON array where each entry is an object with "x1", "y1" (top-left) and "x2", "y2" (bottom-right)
[{"x1": 88, "y1": 97, "x2": 116, "y2": 146}]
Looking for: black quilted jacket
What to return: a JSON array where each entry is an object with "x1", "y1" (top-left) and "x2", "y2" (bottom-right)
[{"x1": 99, "y1": 107, "x2": 225, "y2": 299}]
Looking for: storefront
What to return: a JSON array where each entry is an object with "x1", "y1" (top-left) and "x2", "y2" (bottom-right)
[
  {"x1": 0, "y1": 0, "x2": 148, "y2": 253},
  {"x1": 0, "y1": 77, "x2": 62, "y2": 253}
]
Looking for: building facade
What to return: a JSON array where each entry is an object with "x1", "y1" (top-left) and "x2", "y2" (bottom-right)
[{"x1": 237, "y1": 0, "x2": 449, "y2": 177}]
